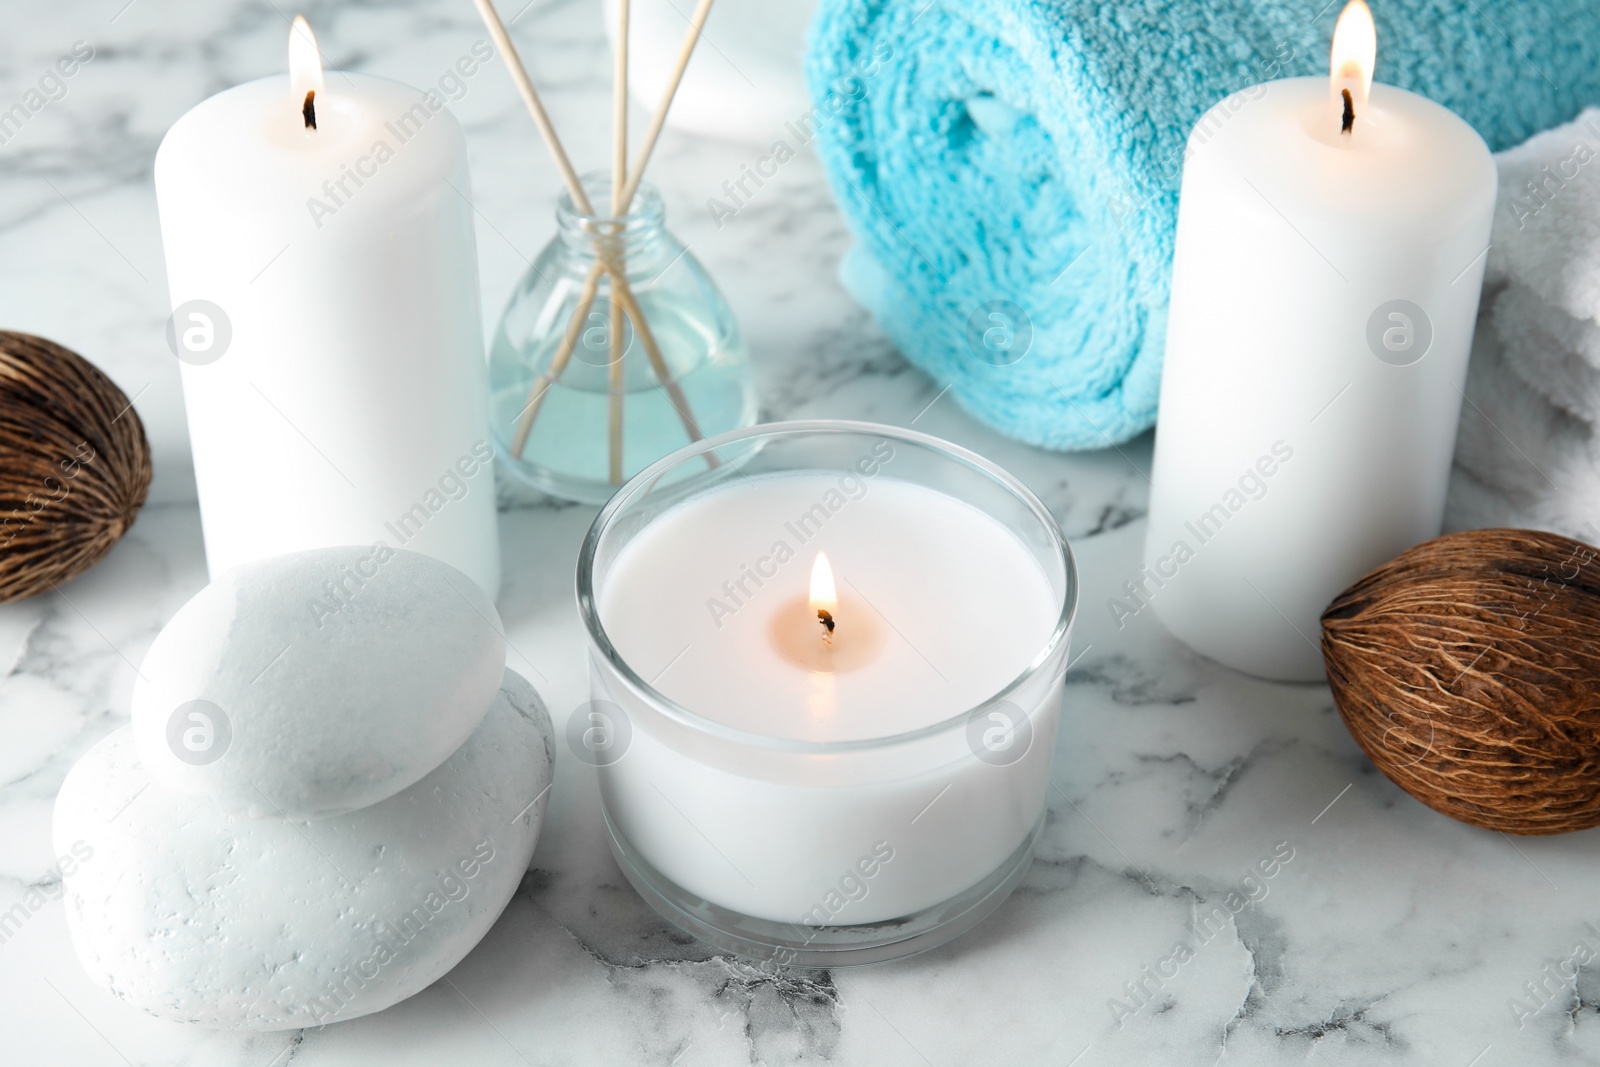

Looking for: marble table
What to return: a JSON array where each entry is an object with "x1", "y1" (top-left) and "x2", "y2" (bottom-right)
[{"x1": 1, "y1": 1, "x2": 1595, "y2": 1064}]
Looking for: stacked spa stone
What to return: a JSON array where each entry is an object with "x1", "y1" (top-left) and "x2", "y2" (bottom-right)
[{"x1": 53, "y1": 547, "x2": 554, "y2": 1030}]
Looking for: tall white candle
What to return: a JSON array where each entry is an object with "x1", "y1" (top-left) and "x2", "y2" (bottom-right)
[
  {"x1": 594, "y1": 468, "x2": 1065, "y2": 925},
  {"x1": 154, "y1": 19, "x2": 500, "y2": 596},
  {"x1": 1143, "y1": 1, "x2": 1495, "y2": 681}
]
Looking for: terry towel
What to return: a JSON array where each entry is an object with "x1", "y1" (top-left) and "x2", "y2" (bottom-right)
[
  {"x1": 806, "y1": 0, "x2": 1600, "y2": 450},
  {"x1": 1448, "y1": 108, "x2": 1600, "y2": 541}
]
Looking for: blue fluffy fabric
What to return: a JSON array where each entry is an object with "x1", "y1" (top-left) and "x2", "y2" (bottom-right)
[{"x1": 805, "y1": 0, "x2": 1598, "y2": 449}]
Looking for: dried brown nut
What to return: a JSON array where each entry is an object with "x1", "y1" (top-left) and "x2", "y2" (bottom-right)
[
  {"x1": 1322, "y1": 528, "x2": 1600, "y2": 835},
  {"x1": 0, "y1": 331, "x2": 150, "y2": 602}
]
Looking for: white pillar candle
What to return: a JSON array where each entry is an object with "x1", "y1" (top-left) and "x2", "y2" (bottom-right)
[
  {"x1": 1143, "y1": 1, "x2": 1495, "y2": 681},
  {"x1": 586, "y1": 431, "x2": 1073, "y2": 935},
  {"x1": 154, "y1": 19, "x2": 500, "y2": 596}
]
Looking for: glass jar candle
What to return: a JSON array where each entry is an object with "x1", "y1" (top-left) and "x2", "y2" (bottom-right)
[{"x1": 576, "y1": 421, "x2": 1077, "y2": 965}]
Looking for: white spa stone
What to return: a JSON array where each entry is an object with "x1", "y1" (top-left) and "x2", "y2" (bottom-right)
[
  {"x1": 55, "y1": 669, "x2": 552, "y2": 1031},
  {"x1": 130, "y1": 545, "x2": 506, "y2": 818}
]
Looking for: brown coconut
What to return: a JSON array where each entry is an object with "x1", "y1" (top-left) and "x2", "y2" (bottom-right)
[
  {"x1": 1321, "y1": 528, "x2": 1600, "y2": 835},
  {"x1": 0, "y1": 331, "x2": 150, "y2": 601}
]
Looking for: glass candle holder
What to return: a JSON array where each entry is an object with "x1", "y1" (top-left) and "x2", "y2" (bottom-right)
[
  {"x1": 488, "y1": 173, "x2": 757, "y2": 504},
  {"x1": 576, "y1": 421, "x2": 1077, "y2": 966}
]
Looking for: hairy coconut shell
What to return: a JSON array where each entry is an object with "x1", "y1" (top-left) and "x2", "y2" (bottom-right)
[
  {"x1": 0, "y1": 332, "x2": 150, "y2": 602},
  {"x1": 1322, "y1": 529, "x2": 1600, "y2": 835}
]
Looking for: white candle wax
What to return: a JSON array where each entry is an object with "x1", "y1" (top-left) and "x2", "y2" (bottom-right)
[
  {"x1": 1144, "y1": 65, "x2": 1495, "y2": 680},
  {"x1": 154, "y1": 28, "x2": 499, "y2": 596},
  {"x1": 595, "y1": 471, "x2": 1064, "y2": 924}
]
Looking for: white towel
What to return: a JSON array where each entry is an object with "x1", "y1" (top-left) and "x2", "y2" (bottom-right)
[
  {"x1": 1490, "y1": 285, "x2": 1600, "y2": 422},
  {"x1": 1446, "y1": 108, "x2": 1600, "y2": 540}
]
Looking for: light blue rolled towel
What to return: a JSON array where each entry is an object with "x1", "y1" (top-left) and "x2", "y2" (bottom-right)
[{"x1": 806, "y1": 0, "x2": 1598, "y2": 449}]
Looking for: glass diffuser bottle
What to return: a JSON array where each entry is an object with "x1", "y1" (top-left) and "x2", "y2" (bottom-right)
[{"x1": 488, "y1": 174, "x2": 756, "y2": 503}]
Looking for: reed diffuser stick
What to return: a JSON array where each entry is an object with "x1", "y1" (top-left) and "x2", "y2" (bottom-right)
[
  {"x1": 606, "y1": 278, "x2": 623, "y2": 481},
  {"x1": 612, "y1": 278, "x2": 708, "y2": 444},
  {"x1": 472, "y1": 0, "x2": 593, "y2": 214},
  {"x1": 613, "y1": 1, "x2": 630, "y2": 210},
  {"x1": 606, "y1": 0, "x2": 723, "y2": 467},
  {"x1": 617, "y1": 0, "x2": 716, "y2": 211},
  {"x1": 509, "y1": 267, "x2": 599, "y2": 456},
  {"x1": 606, "y1": 0, "x2": 631, "y2": 484}
]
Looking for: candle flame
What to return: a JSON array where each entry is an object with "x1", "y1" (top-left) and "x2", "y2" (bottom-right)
[
  {"x1": 289, "y1": 16, "x2": 325, "y2": 116},
  {"x1": 809, "y1": 552, "x2": 837, "y2": 613},
  {"x1": 1329, "y1": 0, "x2": 1376, "y2": 121}
]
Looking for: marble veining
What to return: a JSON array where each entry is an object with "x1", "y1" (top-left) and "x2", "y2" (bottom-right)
[{"x1": 0, "y1": 0, "x2": 1596, "y2": 1064}]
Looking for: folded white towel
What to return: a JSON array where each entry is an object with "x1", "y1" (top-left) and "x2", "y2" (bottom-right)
[
  {"x1": 1485, "y1": 109, "x2": 1600, "y2": 322},
  {"x1": 1447, "y1": 108, "x2": 1600, "y2": 541},
  {"x1": 1492, "y1": 284, "x2": 1600, "y2": 422}
]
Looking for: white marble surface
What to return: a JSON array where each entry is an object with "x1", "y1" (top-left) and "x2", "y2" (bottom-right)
[{"x1": 1, "y1": 1, "x2": 1597, "y2": 1064}]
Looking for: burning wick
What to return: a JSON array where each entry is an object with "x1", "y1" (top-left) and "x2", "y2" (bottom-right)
[
  {"x1": 1329, "y1": 0, "x2": 1374, "y2": 139},
  {"x1": 810, "y1": 552, "x2": 838, "y2": 648},
  {"x1": 288, "y1": 16, "x2": 325, "y2": 134},
  {"x1": 773, "y1": 551, "x2": 881, "y2": 672}
]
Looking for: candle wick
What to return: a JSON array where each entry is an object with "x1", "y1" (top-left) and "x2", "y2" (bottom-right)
[
  {"x1": 1340, "y1": 88, "x2": 1354, "y2": 136},
  {"x1": 303, "y1": 90, "x2": 317, "y2": 131},
  {"x1": 817, "y1": 608, "x2": 835, "y2": 645}
]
